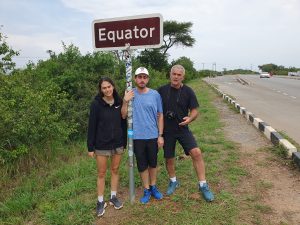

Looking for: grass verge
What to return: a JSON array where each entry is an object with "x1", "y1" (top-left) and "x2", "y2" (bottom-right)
[{"x1": 1, "y1": 79, "x2": 249, "y2": 225}]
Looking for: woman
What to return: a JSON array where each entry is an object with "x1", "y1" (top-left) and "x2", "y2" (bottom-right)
[{"x1": 87, "y1": 77, "x2": 128, "y2": 217}]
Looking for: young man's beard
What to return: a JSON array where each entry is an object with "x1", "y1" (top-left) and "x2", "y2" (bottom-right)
[{"x1": 138, "y1": 83, "x2": 146, "y2": 89}]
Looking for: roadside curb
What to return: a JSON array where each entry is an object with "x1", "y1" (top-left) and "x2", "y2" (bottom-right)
[{"x1": 204, "y1": 81, "x2": 300, "y2": 168}]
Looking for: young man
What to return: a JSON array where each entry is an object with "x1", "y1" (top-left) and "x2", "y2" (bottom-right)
[
  {"x1": 157, "y1": 64, "x2": 214, "y2": 202},
  {"x1": 122, "y1": 67, "x2": 164, "y2": 204}
]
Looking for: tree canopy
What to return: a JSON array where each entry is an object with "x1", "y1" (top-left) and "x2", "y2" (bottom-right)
[
  {"x1": 161, "y1": 20, "x2": 195, "y2": 56},
  {"x1": 136, "y1": 20, "x2": 196, "y2": 71},
  {"x1": 136, "y1": 48, "x2": 169, "y2": 71},
  {"x1": 0, "y1": 26, "x2": 19, "y2": 74}
]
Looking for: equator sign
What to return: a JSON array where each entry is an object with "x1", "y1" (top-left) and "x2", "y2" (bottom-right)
[{"x1": 92, "y1": 14, "x2": 163, "y2": 50}]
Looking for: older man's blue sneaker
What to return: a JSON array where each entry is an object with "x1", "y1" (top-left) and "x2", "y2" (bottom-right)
[
  {"x1": 150, "y1": 185, "x2": 163, "y2": 199},
  {"x1": 199, "y1": 183, "x2": 214, "y2": 202},
  {"x1": 140, "y1": 188, "x2": 151, "y2": 204},
  {"x1": 166, "y1": 180, "x2": 179, "y2": 195}
]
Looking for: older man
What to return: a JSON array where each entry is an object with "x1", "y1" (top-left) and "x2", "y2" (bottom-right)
[{"x1": 158, "y1": 64, "x2": 214, "y2": 202}]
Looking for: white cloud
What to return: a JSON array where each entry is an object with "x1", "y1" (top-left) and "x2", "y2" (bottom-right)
[{"x1": 7, "y1": 32, "x2": 78, "y2": 68}]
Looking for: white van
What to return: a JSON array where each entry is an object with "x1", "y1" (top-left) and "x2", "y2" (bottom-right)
[{"x1": 260, "y1": 72, "x2": 271, "y2": 78}]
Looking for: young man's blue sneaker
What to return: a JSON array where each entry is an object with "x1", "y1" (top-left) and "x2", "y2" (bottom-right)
[
  {"x1": 166, "y1": 180, "x2": 179, "y2": 195},
  {"x1": 140, "y1": 188, "x2": 151, "y2": 204},
  {"x1": 199, "y1": 183, "x2": 214, "y2": 202},
  {"x1": 150, "y1": 185, "x2": 163, "y2": 200}
]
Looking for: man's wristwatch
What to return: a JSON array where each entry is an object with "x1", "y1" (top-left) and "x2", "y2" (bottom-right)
[{"x1": 158, "y1": 134, "x2": 163, "y2": 137}]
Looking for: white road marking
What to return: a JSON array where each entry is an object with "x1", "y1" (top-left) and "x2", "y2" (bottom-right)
[{"x1": 273, "y1": 90, "x2": 296, "y2": 99}]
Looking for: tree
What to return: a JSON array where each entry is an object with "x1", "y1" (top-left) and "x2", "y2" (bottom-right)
[
  {"x1": 0, "y1": 27, "x2": 19, "y2": 74},
  {"x1": 258, "y1": 63, "x2": 278, "y2": 73},
  {"x1": 161, "y1": 21, "x2": 195, "y2": 56},
  {"x1": 136, "y1": 49, "x2": 169, "y2": 71}
]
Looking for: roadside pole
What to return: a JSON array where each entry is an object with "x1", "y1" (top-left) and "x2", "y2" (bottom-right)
[{"x1": 124, "y1": 44, "x2": 135, "y2": 203}]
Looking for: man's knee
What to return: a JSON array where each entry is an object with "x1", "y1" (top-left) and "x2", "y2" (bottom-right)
[{"x1": 189, "y1": 148, "x2": 203, "y2": 160}]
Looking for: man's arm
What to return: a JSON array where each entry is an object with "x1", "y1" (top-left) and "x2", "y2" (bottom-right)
[
  {"x1": 158, "y1": 112, "x2": 164, "y2": 136},
  {"x1": 157, "y1": 112, "x2": 164, "y2": 148},
  {"x1": 121, "y1": 90, "x2": 134, "y2": 119},
  {"x1": 178, "y1": 108, "x2": 198, "y2": 126}
]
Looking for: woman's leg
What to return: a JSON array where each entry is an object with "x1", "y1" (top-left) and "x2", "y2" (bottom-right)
[
  {"x1": 110, "y1": 153, "x2": 122, "y2": 193},
  {"x1": 96, "y1": 155, "x2": 108, "y2": 198}
]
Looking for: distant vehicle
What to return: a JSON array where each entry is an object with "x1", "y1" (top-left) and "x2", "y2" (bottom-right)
[
  {"x1": 260, "y1": 72, "x2": 271, "y2": 78},
  {"x1": 288, "y1": 71, "x2": 300, "y2": 76}
]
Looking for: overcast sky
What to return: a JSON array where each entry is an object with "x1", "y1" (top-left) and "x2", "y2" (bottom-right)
[{"x1": 1, "y1": 0, "x2": 300, "y2": 71}]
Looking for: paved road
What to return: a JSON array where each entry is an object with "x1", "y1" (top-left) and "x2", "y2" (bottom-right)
[{"x1": 204, "y1": 75, "x2": 300, "y2": 145}]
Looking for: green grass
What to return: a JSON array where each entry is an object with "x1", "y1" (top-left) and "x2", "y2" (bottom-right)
[
  {"x1": 256, "y1": 180, "x2": 273, "y2": 190},
  {"x1": 254, "y1": 204, "x2": 273, "y2": 214},
  {"x1": 0, "y1": 79, "x2": 258, "y2": 224}
]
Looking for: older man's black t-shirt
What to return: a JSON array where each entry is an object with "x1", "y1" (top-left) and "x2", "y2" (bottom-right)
[{"x1": 157, "y1": 84, "x2": 199, "y2": 133}]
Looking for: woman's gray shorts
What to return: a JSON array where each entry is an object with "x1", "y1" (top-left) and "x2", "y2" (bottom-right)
[{"x1": 95, "y1": 147, "x2": 125, "y2": 156}]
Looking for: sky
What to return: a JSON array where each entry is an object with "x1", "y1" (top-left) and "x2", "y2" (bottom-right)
[{"x1": 1, "y1": 0, "x2": 300, "y2": 71}]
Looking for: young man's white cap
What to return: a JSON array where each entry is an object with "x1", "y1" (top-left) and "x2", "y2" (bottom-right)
[{"x1": 135, "y1": 67, "x2": 149, "y2": 76}]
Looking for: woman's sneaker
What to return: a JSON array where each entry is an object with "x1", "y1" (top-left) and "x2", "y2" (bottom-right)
[
  {"x1": 150, "y1": 185, "x2": 163, "y2": 199},
  {"x1": 109, "y1": 195, "x2": 123, "y2": 209},
  {"x1": 96, "y1": 201, "x2": 107, "y2": 217}
]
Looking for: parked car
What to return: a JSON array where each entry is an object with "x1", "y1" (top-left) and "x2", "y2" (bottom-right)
[{"x1": 260, "y1": 72, "x2": 271, "y2": 78}]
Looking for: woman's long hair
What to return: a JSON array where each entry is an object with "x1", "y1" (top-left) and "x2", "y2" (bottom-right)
[{"x1": 98, "y1": 77, "x2": 120, "y2": 101}]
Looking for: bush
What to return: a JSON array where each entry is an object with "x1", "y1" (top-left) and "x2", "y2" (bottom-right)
[{"x1": 0, "y1": 73, "x2": 75, "y2": 164}]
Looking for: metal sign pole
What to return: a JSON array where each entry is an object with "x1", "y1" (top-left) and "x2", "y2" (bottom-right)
[{"x1": 124, "y1": 43, "x2": 135, "y2": 204}]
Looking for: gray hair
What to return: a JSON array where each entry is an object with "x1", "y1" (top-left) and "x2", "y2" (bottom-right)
[{"x1": 170, "y1": 64, "x2": 185, "y2": 75}]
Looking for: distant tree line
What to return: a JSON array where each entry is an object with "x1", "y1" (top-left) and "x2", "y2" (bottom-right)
[{"x1": 258, "y1": 63, "x2": 300, "y2": 75}]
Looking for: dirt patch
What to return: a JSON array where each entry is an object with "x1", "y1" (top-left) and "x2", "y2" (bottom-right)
[
  {"x1": 214, "y1": 97, "x2": 300, "y2": 225},
  {"x1": 94, "y1": 188, "x2": 136, "y2": 225}
]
